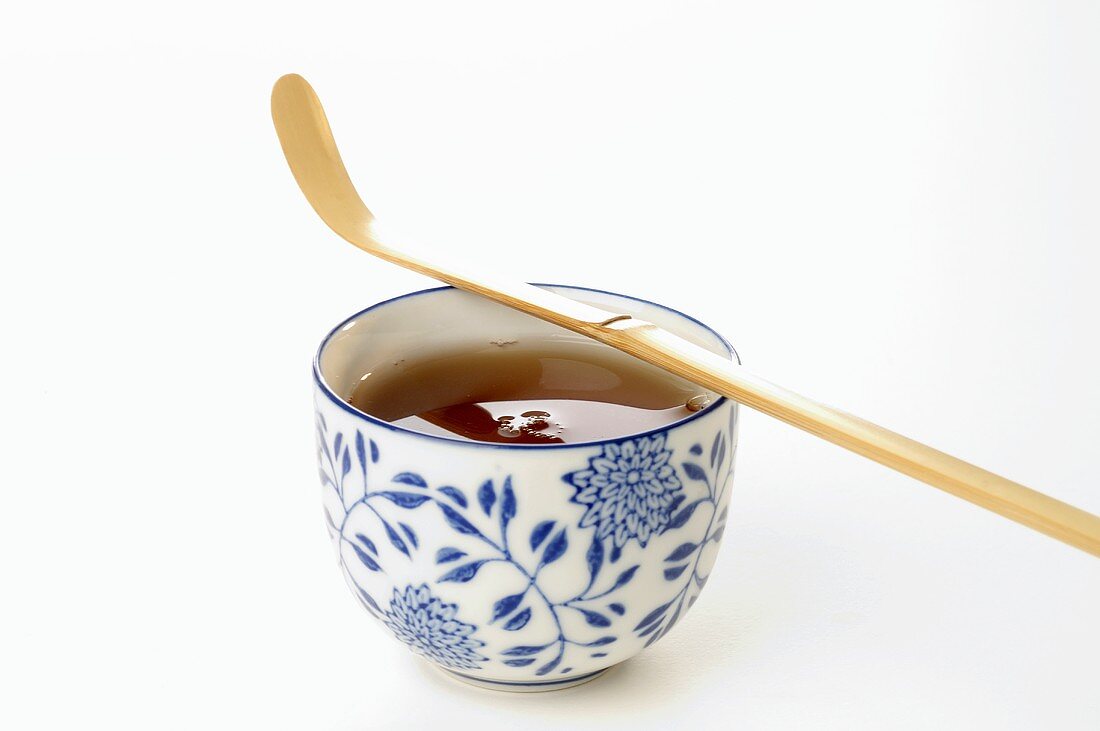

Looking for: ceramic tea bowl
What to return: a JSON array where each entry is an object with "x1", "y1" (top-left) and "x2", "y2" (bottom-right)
[{"x1": 313, "y1": 285, "x2": 739, "y2": 691}]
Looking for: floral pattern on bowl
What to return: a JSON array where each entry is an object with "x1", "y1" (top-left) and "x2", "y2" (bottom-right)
[{"x1": 313, "y1": 285, "x2": 738, "y2": 691}]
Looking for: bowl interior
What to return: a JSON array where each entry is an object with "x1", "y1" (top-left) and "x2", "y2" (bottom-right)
[{"x1": 316, "y1": 284, "x2": 734, "y2": 422}]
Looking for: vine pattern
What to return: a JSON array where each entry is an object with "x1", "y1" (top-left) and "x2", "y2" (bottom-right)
[
  {"x1": 315, "y1": 405, "x2": 735, "y2": 675},
  {"x1": 631, "y1": 408, "x2": 735, "y2": 646}
]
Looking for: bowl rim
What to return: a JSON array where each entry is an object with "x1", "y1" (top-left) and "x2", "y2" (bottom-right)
[{"x1": 313, "y1": 283, "x2": 740, "y2": 450}]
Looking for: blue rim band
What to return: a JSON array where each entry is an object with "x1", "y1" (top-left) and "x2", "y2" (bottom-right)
[{"x1": 442, "y1": 667, "x2": 607, "y2": 688}]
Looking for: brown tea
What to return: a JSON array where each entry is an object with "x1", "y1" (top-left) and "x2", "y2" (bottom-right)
[{"x1": 347, "y1": 339, "x2": 712, "y2": 444}]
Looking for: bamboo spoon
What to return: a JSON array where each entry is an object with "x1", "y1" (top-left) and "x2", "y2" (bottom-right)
[{"x1": 271, "y1": 73, "x2": 1100, "y2": 558}]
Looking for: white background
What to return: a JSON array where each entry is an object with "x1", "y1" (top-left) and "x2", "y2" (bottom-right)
[{"x1": 3, "y1": 1, "x2": 1098, "y2": 729}]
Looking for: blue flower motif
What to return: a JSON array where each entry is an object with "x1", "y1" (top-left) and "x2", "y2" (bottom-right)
[
  {"x1": 382, "y1": 584, "x2": 487, "y2": 670},
  {"x1": 564, "y1": 433, "x2": 684, "y2": 559}
]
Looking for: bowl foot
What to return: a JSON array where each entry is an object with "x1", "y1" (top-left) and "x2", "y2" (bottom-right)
[{"x1": 436, "y1": 665, "x2": 611, "y2": 692}]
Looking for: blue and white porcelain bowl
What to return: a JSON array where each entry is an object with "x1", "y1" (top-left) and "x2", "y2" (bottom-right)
[{"x1": 313, "y1": 285, "x2": 738, "y2": 691}]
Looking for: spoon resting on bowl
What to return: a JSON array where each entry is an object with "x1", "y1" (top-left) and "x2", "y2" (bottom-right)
[{"x1": 271, "y1": 73, "x2": 1100, "y2": 558}]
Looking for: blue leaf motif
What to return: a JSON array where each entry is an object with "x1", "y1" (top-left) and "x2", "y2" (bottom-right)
[
  {"x1": 355, "y1": 533, "x2": 378, "y2": 555},
  {"x1": 317, "y1": 412, "x2": 328, "y2": 432},
  {"x1": 502, "y1": 607, "x2": 531, "y2": 631},
  {"x1": 355, "y1": 430, "x2": 367, "y2": 472},
  {"x1": 590, "y1": 652, "x2": 608, "y2": 658},
  {"x1": 664, "y1": 565, "x2": 688, "y2": 581},
  {"x1": 384, "y1": 522, "x2": 409, "y2": 556},
  {"x1": 438, "y1": 486, "x2": 467, "y2": 508},
  {"x1": 585, "y1": 536, "x2": 604, "y2": 584},
  {"x1": 399, "y1": 522, "x2": 418, "y2": 548},
  {"x1": 612, "y1": 565, "x2": 639, "y2": 589},
  {"x1": 638, "y1": 622, "x2": 661, "y2": 637},
  {"x1": 438, "y1": 560, "x2": 487, "y2": 583},
  {"x1": 716, "y1": 438, "x2": 727, "y2": 472},
  {"x1": 682, "y1": 462, "x2": 707, "y2": 482},
  {"x1": 369, "y1": 439, "x2": 379, "y2": 463},
  {"x1": 341, "y1": 448, "x2": 351, "y2": 477},
  {"x1": 435, "y1": 547, "x2": 466, "y2": 564},
  {"x1": 634, "y1": 601, "x2": 672, "y2": 631},
  {"x1": 333, "y1": 433, "x2": 344, "y2": 463},
  {"x1": 352, "y1": 544, "x2": 381, "y2": 572},
  {"x1": 710, "y1": 431, "x2": 721, "y2": 468},
  {"x1": 541, "y1": 529, "x2": 568, "y2": 566},
  {"x1": 393, "y1": 472, "x2": 427, "y2": 488},
  {"x1": 500, "y1": 477, "x2": 516, "y2": 527},
  {"x1": 502, "y1": 644, "x2": 550, "y2": 656},
  {"x1": 581, "y1": 610, "x2": 611, "y2": 627},
  {"x1": 583, "y1": 636, "x2": 616, "y2": 647},
  {"x1": 665, "y1": 542, "x2": 698, "y2": 561},
  {"x1": 478, "y1": 480, "x2": 496, "y2": 516},
  {"x1": 710, "y1": 525, "x2": 726, "y2": 543},
  {"x1": 503, "y1": 658, "x2": 536, "y2": 667},
  {"x1": 529, "y1": 520, "x2": 555, "y2": 551},
  {"x1": 608, "y1": 603, "x2": 625, "y2": 616},
  {"x1": 536, "y1": 655, "x2": 562, "y2": 676},
  {"x1": 689, "y1": 443, "x2": 703, "y2": 456},
  {"x1": 718, "y1": 506, "x2": 729, "y2": 523},
  {"x1": 376, "y1": 491, "x2": 431, "y2": 508},
  {"x1": 668, "y1": 604, "x2": 683, "y2": 630},
  {"x1": 668, "y1": 501, "x2": 701, "y2": 529},
  {"x1": 357, "y1": 587, "x2": 381, "y2": 613},
  {"x1": 438, "y1": 503, "x2": 482, "y2": 536},
  {"x1": 491, "y1": 593, "x2": 526, "y2": 622}
]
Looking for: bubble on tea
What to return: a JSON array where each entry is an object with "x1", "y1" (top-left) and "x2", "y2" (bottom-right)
[{"x1": 685, "y1": 394, "x2": 711, "y2": 412}]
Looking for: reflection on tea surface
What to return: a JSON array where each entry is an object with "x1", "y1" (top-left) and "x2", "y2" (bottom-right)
[{"x1": 347, "y1": 339, "x2": 712, "y2": 444}]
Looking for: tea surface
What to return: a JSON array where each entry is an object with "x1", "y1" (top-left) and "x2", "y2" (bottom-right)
[{"x1": 347, "y1": 340, "x2": 711, "y2": 444}]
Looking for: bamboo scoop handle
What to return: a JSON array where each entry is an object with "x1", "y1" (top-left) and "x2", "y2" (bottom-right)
[
  {"x1": 589, "y1": 320, "x2": 1100, "y2": 556},
  {"x1": 271, "y1": 73, "x2": 1100, "y2": 558}
]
